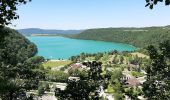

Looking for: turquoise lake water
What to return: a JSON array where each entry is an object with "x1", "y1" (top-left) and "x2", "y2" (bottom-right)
[{"x1": 27, "y1": 36, "x2": 136, "y2": 59}]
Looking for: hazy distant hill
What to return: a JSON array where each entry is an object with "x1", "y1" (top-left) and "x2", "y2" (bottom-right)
[
  {"x1": 18, "y1": 28, "x2": 84, "y2": 36},
  {"x1": 68, "y1": 25, "x2": 170, "y2": 48}
]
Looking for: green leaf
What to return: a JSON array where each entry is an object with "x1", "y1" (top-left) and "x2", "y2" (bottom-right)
[
  {"x1": 150, "y1": 4, "x2": 154, "y2": 9},
  {"x1": 145, "y1": 3, "x2": 150, "y2": 7}
]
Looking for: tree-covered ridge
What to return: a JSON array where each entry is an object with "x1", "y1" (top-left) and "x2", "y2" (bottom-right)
[
  {"x1": 0, "y1": 28, "x2": 45, "y2": 99},
  {"x1": 0, "y1": 27, "x2": 37, "y2": 64},
  {"x1": 18, "y1": 28, "x2": 84, "y2": 36},
  {"x1": 69, "y1": 26, "x2": 170, "y2": 48}
]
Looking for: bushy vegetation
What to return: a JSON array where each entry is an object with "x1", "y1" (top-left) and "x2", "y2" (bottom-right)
[
  {"x1": 131, "y1": 71, "x2": 144, "y2": 78},
  {"x1": 68, "y1": 26, "x2": 170, "y2": 48},
  {"x1": 46, "y1": 71, "x2": 69, "y2": 82},
  {"x1": 0, "y1": 28, "x2": 45, "y2": 99},
  {"x1": 55, "y1": 61, "x2": 103, "y2": 100},
  {"x1": 143, "y1": 41, "x2": 170, "y2": 99}
]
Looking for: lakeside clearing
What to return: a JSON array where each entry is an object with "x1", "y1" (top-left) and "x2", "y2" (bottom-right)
[
  {"x1": 43, "y1": 60, "x2": 72, "y2": 68},
  {"x1": 131, "y1": 52, "x2": 149, "y2": 58}
]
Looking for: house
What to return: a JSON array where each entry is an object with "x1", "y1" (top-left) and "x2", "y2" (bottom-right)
[
  {"x1": 122, "y1": 72, "x2": 140, "y2": 87},
  {"x1": 70, "y1": 62, "x2": 88, "y2": 69},
  {"x1": 125, "y1": 78, "x2": 140, "y2": 87},
  {"x1": 68, "y1": 76, "x2": 80, "y2": 81}
]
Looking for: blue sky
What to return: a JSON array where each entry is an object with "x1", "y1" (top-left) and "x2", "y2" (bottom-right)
[{"x1": 10, "y1": 0, "x2": 170, "y2": 29}]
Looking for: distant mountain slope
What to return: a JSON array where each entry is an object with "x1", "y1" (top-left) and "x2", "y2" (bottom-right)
[
  {"x1": 69, "y1": 26, "x2": 170, "y2": 48},
  {"x1": 18, "y1": 28, "x2": 84, "y2": 36}
]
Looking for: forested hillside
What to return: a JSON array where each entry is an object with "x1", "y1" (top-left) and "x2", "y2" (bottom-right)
[
  {"x1": 0, "y1": 28, "x2": 45, "y2": 99},
  {"x1": 69, "y1": 26, "x2": 170, "y2": 48},
  {"x1": 18, "y1": 28, "x2": 84, "y2": 36},
  {"x1": 0, "y1": 28, "x2": 38, "y2": 62}
]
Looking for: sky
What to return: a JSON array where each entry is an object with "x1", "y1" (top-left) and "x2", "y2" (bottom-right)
[{"x1": 10, "y1": 0, "x2": 170, "y2": 30}]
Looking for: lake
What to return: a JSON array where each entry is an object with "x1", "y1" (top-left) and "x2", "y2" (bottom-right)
[{"x1": 27, "y1": 36, "x2": 136, "y2": 59}]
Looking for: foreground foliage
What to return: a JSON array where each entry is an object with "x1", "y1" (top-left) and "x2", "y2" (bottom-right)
[
  {"x1": 0, "y1": 28, "x2": 45, "y2": 99},
  {"x1": 143, "y1": 41, "x2": 170, "y2": 99},
  {"x1": 145, "y1": 0, "x2": 170, "y2": 9},
  {"x1": 0, "y1": 0, "x2": 31, "y2": 27},
  {"x1": 55, "y1": 61, "x2": 103, "y2": 100}
]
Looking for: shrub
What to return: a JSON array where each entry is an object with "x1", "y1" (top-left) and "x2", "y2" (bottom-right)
[{"x1": 131, "y1": 71, "x2": 144, "y2": 78}]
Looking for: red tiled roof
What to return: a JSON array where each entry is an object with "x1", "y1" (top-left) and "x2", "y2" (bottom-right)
[{"x1": 126, "y1": 78, "x2": 140, "y2": 87}]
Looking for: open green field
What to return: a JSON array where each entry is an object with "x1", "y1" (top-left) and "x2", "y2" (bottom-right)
[
  {"x1": 131, "y1": 52, "x2": 149, "y2": 58},
  {"x1": 85, "y1": 57, "x2": 95, "y2": 61},
  {"x1": 43, "y1": 60, "x2": 72, "y2": 68}
]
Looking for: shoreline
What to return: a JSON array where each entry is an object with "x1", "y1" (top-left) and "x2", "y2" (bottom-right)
[{"x1": 48, "y1": 59, "x2": 69, "y2": 62}]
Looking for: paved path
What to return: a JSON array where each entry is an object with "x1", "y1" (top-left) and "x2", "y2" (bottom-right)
[
  {"x1": 99, "y1": 86, "x2": 114, "y2": 100},
  {"x1": 38, "y1": 94, "x2": 57, "y2": 100}
]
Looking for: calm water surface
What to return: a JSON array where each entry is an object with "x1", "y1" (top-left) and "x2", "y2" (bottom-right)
[{"x1": 27, "y1": 36, "x2": 136, "y2": 59}]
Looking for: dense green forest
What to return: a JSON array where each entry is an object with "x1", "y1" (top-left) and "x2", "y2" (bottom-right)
[
  {"x1": 68, "y1": 26, "x2": 170, "y2": 48},
  {"x1": 0, "y1": 27, "x2": 45, "y2": 99}
]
